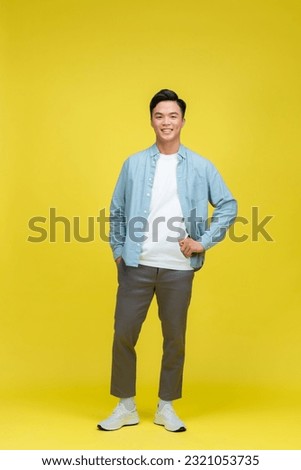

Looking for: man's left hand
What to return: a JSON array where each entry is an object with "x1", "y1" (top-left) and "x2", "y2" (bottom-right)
[{"x1": 179, "y1": 238, "x2": 205, "y2": 258}]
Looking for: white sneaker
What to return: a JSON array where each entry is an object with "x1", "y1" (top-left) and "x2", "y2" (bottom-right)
[
  {"x1": 97, "y1": 403, "x2": 139, "y2": 431},
  {"x1": 154, "y1": 403, "x2": 186, "y2": 432}
]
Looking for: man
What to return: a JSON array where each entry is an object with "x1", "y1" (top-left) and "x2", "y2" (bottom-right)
[{"x1": 98, "y1": 89, "x2": 237, "y2": 432}]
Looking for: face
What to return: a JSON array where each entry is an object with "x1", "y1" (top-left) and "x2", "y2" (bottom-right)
[{"x1": 151, "y1": 101, "x2": 185, "y2": 146}]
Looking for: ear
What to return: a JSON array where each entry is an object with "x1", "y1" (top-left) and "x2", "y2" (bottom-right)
[{"x1": 181, "y1": 118, "x2": 186, "y2": 128}]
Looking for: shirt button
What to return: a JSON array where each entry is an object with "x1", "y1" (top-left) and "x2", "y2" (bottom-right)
[{"x1": 147, "y1": 193, "x2": 150, "y2": 197}]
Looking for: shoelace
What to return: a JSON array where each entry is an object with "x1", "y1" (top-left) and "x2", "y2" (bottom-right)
[
  {"x1": 113, "y1": 404, "x2": 135, "y2": 416},
  {"x1": 161, "y1": 405, "x2": 176, "y2": 416},
  {"x1": 161, "y1": 405, "x2": 182, "y2": 422}
]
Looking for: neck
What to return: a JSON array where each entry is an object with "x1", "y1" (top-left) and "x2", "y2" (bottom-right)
[{"x1": 156, "y1": 139, "x2": 180, "y2": 155}]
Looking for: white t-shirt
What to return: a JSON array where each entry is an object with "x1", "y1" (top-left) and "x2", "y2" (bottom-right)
[{"x1": 139, "y1": 153, "x2": 193, "y2": 270}]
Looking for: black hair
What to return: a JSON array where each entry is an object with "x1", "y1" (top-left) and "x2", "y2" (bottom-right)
[{"x1": 149, "y1": 89, "x2": 186, "y2": 117}]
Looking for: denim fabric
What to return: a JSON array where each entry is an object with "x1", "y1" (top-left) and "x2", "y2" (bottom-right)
[{"x1": 110, "y1": 144, "x2": 237, "y2": 270}]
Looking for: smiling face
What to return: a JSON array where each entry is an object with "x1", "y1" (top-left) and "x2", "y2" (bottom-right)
[{"x1": 151, "y1": 100, "x2": 185, "y2": 151}]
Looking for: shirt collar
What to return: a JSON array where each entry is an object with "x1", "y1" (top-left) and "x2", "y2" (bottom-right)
[{"x1": 149, "y1": 143, "x2": 186, "y2": 159}]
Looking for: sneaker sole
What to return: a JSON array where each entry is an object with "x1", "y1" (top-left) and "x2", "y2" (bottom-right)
[
  {"x1": 97, "y1": 421, "x2": 139, "y2": 431},
  {"x1": 154, "y1": 419, "x2": 186, "y2": 432}
]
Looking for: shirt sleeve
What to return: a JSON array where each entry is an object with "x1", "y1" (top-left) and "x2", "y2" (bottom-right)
[
  {"x1": 109, "y1": 160, "x2": 128, "y2": 260},
  {"x1": 200, "y1": 161, "x2": 238, "y2": 250}
]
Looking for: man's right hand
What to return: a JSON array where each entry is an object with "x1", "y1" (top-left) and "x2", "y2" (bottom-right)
[{"x1": 115, "y1": 257, "x2": 122, "y2": 265}]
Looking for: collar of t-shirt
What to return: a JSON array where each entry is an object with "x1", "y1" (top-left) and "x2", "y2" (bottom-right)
[{"x1": 159, "y1": 153, "x2": 178, "y2": 160}]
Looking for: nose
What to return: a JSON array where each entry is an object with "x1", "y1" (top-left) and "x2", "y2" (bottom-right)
[{"x1": 162, "y1": 116, "x2": 171, "y2": 126}]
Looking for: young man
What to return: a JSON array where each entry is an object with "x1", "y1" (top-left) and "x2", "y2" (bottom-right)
[{"x1": 98, "y1": 89, "x2": 237, "y2": 432}]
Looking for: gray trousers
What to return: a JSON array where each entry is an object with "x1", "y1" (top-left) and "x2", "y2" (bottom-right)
[{"x1": 110, "y1": 260, "x2": 194, "y2": 401}]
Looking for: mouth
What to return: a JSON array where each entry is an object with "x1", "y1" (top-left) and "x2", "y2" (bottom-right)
[{"x1": 161, "y1": 128, "x2": 173, "y2": 134}]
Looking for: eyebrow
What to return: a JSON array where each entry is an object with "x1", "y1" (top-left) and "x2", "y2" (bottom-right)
[{"x1": 154, "y1": 111, "x2": 180, "y2": 116}]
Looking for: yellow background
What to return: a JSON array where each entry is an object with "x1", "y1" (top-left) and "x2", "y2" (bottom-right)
[{"x1": 1, "y1": 0, "x2": 301, "y2": 450}]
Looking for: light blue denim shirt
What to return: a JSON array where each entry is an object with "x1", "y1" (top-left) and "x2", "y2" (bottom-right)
[{"x1": 110, "y1": 143, "x2": 237, "y2": 270}]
